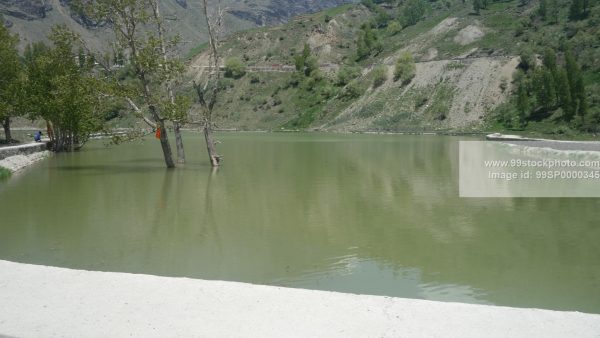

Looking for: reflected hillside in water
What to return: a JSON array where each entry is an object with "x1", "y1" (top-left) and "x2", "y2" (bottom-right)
[{"x1": 0, "y1": 133, "x2": 598, "y2": 313}]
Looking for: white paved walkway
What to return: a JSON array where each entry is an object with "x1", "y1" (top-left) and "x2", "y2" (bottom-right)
[{"x1": 0, "y1": 260, "x2": 599, "y2": 337}]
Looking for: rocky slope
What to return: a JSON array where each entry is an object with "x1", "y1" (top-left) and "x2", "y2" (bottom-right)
[
  {"x1": 186, "y1": 0, "x2": 600, "y2": 133},
  {"x1": 186, "y1": 2, "x2": 522, "y2": 132}
]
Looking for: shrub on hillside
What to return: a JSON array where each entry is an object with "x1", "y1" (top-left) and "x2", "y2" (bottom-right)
[
  {"x1": 394, "y1": 52, "x2": 416, "y2": 85},
  {"x1": 336, "y1": 65, "x2": 361, "y2": 86},
  {"x1": 342, "y1": 80, "x2": 363, "y2": 100},
  {"x1": 372, "y1": 65, "x2": 388, "y2": 88},
  {"x1": 224, "y1": 57, "x2": 246, "y2": 79}
]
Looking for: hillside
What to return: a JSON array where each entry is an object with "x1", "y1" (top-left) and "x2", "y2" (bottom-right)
[
  {"x1": 1, "y1": 0, "x2": 354, "y2": 54},
  {"x1": 186, "y1": 0, "x2": 600, "y2": 135}
]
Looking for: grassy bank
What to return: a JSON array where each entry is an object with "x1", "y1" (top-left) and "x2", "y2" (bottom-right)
[{"x1": 0, "y1": 166, "x2": 11, "y2": 180}]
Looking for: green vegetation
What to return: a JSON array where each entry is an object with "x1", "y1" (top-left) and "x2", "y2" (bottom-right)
[
  {"x1": 0, "y1": 21, "x2": 24, "y2": 143},
  {"x1": 394, "y1": 52, "x2": 416, "y2": 85},
  {"x1": 400, "y1": 0, "x2": 427, "y2": 27},
  {"x1": 356, "y1": 23, "x2": 383, "y2": 61},
  {"x1": 0, "y1": 166, "x2": 10, "y2": 180},
  {"x1": 180, "y1": 0, "x2": 600, "y2": 136},
  {"x1": 224, "y1": 57, "x2": 247, "y2": 79},
  {"x1": 494, "y1": 44, "x2": 595, "y2": 133},
  {"x1": 371, "y1": 65, "x2": 388, "y2": 88},
  {"x1": 1, "y1": 22, "x2": 112, "y2": 150},
  {"x1": 24, "y1": 27, "x2": 108, "y2": 152},
  {"x1": 5, "y1": 0, "x2": 600, "y2": 138},
  {"x1": 336, "y1": 65, "x2": 361, "y2": 86}
]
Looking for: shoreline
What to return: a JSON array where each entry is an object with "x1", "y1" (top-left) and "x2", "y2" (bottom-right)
[
  {"x1": 1, "y1": 260, "x2": 599, "y2": 337},
  {"x1": 0, "y1": 141, "x2": 51, "y2": 175}
]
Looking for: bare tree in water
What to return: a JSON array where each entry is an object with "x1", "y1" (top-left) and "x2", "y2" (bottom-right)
[
  {"x1": 194, "y1": 0, "x2": 225, "y2": 167},
  {"x1": 148, "y1": 0, "x2": 187, "y2": 164}
]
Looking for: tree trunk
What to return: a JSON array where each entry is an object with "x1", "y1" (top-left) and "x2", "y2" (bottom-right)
[
  {"x1": 2, "y1": 117, "x2": 12, "y2": 143},
  {"x1": 203, "y1": 124, "x2": 220, "y2": 167},
  {"x1": 158, "y1": 122, "x2": 175, "y2": 168},
  {"x1": 174, "y1": 121, "x2": 186, "y2": 164},
  {"x1": 151, "y1": 0, "x2": 186, "y2": 166},
  {"x1": 46, "y1": 121, "x2": 55, "y2": 144}
]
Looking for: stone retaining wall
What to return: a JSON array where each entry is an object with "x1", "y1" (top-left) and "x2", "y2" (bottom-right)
[{"x1": 0, "y1": 142, "x2": 49, "y2": 160}]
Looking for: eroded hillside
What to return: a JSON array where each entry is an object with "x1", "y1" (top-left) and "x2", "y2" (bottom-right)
[{"x1": 186, "y1": 1, "x2": 524, "y2": 132}]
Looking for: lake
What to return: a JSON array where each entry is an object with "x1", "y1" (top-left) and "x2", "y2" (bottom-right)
[{"x1": 0, "y1": 132, "x2": 598, "y2": 313}]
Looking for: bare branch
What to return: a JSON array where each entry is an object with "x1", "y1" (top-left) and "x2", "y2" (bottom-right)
[{"x1": 126, "y1": 97, "x2": 156, "y2": 128}]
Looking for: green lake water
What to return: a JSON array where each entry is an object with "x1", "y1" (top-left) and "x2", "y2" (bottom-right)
[{"x1": 0, "y1": 132, "x2": 599, "y2": 313}]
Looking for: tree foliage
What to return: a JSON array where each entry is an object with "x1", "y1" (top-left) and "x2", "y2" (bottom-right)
[
  {"x1": 0, "y1": 23, "x2": 24, "y2": 142},
  {"x1": 401, "y1": 0, "x2": 426, "y2": 27},
  {"x1": 224, "y1": 57, "x2": 247, "y2": 79},
  {"x1": 371, "y1": 65, "x2": 388, "y2": 88},
  {"x1": 472, "y1": 0, "x2": 486, "y2": 15},
  {"x1": 569, "y1": 0, "x2": 589, "y2": 21},
  {"x1": 394, "y1": 52, "x2": 416, "y2": 85},
  {"x1": 501, "y1": 47, "x2": 588, "y2": 129},
  {"x1": 25, "y1": 26, "x2": 108, "y2": 151},
  {"x1": 356, "y1": 23, "x2": 382, "y2": 61},
  {"x1": 336, "y1": 65, "x2": 361, "y2": 86},
  {"x1": 79, "y1": 0, "x2": 190, "y2": 167}
]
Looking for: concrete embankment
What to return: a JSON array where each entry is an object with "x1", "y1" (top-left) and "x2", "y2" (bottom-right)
[
  {"x1": 0, "y1": 142, "x2": 51, "y2": 173},
  {"x1": 487, "y1": 133, "x2": 600, "y2": 151},
  {"x1": 0, "y1": 260, "x2": 599, "y2": 337}
]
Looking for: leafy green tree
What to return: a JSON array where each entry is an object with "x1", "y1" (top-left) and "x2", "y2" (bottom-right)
[
  {"x1": 538, "y1": 0, "x2": 548, "y2": 20},
  {"x1": 356, "y1": 31, "x2": 370, "y2": 61},
  {"x1": 555, "y1": 68, "x2": 573, "y2": 119},
  {"x1": 294, "y1": 43, "x2": 311, "y2": 72},
  {"x1": 401, "y1": 0, "x2": 426, "y2": 26},
  {"x1": 294, "y1": 43, "x2": 320, "y2": 77},
  {"x1": 374, "y1": 8, "x2": 391, "y2": 29},
  {"x1": 356, "y1": 23, "x2": 382, "y2": 61},
  {"x1": 336, "y1": 65, "x2": 361, "y2": 86},
  {"x1": 543, "y1": 48, "x2": 557, "y2": 73},
  {"x1": 548, "y1": 0, "x2": 559, "y2": 23},
  {"x1": 25, "y1": 26, "x2": 108, "y2": 152},
  {"x1": 575, "y1": 76, "x2": 587, "y2": 122},
  {"x1": 304, "y1": 56, "x2": 320, "y2": 77},
  {"x1": 516, "y1": 81, "x2": 529, "y2": 128},
  {"x1": 518, "y1": 48, "x2": 536, "y2": 72},
  {"x1": 565, "y1": 50, "x2": 585, "y2": 118},
  {"x1": 81, "y1": 0, "x2": 188, "y2": 167},
  {"x1": 533, "y1": 68, "x2": 556, "y2": 110},
  {"x1": 0, "y1": 23, "x2": 24, "y2": 143},
  {"x1": 224, "y1": 57, "x2": 246, "y2": 79},
  {"x1": 387, "y1": 21, "x2": 402, "y2": 35},
  {"x1": 341, "y1": 80, "x2": 363, "y2": 100},
  {"x1": 569, "y1": 0, "x2": 585, "y2": 20},
  {"x1": 473, "y1": 0, "x2": 482, "y2": 15},
  {"x1": 361, "y1": 0, "x2": 376, "y2": 11},
  {"x1": 372, "y1": 65, "x2": 388, "y2": 88},
  {"x1": 394, "y1": 52, "x2": 416, "y2": 84}
]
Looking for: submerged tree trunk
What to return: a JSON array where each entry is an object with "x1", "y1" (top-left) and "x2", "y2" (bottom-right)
[
  {"x1": 2, "y1": 117, "x2": 12, "y2": 143},
  {"x1": 203, "y1": 124, "x2": 220, "y2": 167},
  {"x1": 174, "y1": 121, "x2": 186, "y2": 164},
  {"x1": 150, "y1": 0, "x2": 186, "y2": 166},
  {"x1": 157, "y1": 121, "x2": 175, "y2": 168}
]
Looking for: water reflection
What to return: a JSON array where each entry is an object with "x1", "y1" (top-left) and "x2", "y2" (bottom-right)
[{"x1": 0, "y1": 133, "x2": 599, "y2": 313}]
